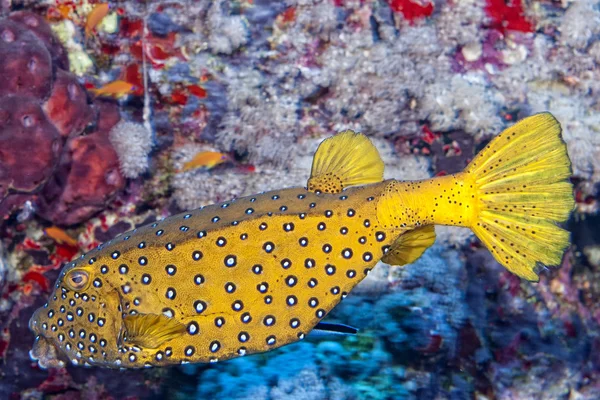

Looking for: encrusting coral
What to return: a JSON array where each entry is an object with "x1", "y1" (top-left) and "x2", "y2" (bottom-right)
[
  {"x1": 0, "y1": 12, "x2": 131, "y2": 226},
  {"x1": 36, "y1": 102, "x2": 125, "y2": 226}
]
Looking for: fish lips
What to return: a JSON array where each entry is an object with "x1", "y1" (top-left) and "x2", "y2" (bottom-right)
[
  {"x1": 28, "y1": 308, "x2": 66, "y2": 369},
  {"x1": 29, "y1": 334, "x2": 67, "y2": 369}
]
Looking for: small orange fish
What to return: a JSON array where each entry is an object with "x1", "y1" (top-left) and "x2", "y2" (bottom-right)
[
  {"x1": 181, "y1": 151, "x2": 230, "y2": 172},
  {"x1": 91, "y1": 80, "x2": 135, "y2": 98},
  {"x1": 44, "y1": 226, "x2": 78, "y2": 247},
  {"x1": 85, "y1": 3, "x2": 110, "y2": 38},
  {"x1": 58, "y1": 5, "x2": 72, "y2": 20},
  {"x1": 47, "y1": 4, "x2": 73, "y2": 21}
]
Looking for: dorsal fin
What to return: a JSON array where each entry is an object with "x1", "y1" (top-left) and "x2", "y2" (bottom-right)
[
  {"x1": 122, "y1": 313, "x2": 186, "y2": 349},
  {"x1": 381, "y1": 225, "x2": 436, "y2": 266},
  {"x1": 307, "y1": 130, "x2": 384, "y2": 193}
]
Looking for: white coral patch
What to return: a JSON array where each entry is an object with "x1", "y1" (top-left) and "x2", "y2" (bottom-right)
[
  {"x1": 108, "y1": 121, "x2": 154, "y2": 179},
  {"x1": 206, "y1": 0, "x2": 249, "y2": 55},
  {"x1": 421, "y1": 74, "x2": 504, "y2": 136}
]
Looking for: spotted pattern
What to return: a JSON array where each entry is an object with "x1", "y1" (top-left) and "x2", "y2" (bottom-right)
[{"x1": 29, "y1": 183, "x2": 393, "y2": 368}]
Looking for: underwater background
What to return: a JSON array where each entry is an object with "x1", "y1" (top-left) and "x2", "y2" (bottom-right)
[{"x1": 0, "y1": 0, "x2": 599, "y2": 399}]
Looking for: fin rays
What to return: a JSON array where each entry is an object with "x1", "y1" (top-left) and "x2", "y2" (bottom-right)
[
  {"x1": 466, "y1": 112, "x2": 574, "y2": 281},
  {"x1": 381, "y1": 225, "x2": 436, "y2": 266},
  {"x1": 308, "y1": 130, "x2": 384, "y2": 193},
  {"x1": 123, "y1": 313, "x2": 187, "y2": 349}
]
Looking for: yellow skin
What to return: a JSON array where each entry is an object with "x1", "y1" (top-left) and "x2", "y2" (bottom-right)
[
  {"x1": 29, "y1": 113, "x2": 574, "y2": 369},
  {"x1": 30, "y1": 184, "x2": 402, "y2": 367}
]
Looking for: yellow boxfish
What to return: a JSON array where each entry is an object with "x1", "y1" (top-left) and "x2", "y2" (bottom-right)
[{"x1": 29, "y1": 113, "x2": 574, "y2": 369}]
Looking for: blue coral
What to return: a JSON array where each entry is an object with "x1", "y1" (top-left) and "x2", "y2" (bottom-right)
[
  {"x1": 191, "y1": 342, "x2": 319, "y2": 399},
  {"x1": 185, "y1": 242, "x2": 470, "y2": 400}
]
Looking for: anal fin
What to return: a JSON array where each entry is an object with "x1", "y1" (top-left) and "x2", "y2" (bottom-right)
[
  {"x1": 382, "y1": 225, "x2": 436, "y2": 266},
  {"x1": 311, "y1": 322, "x2": 358, "y2": 336},
  {"x1": 122, "y1": 313, "x2": 187, "y2": 349},
  {"x1": 307, "y1": 131, "x2": 384, "y2": 193}
]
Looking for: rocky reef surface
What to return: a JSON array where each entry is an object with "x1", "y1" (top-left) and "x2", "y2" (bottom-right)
[{"x1": 0, "y1": 1, "x2": 599, "y2": 399}]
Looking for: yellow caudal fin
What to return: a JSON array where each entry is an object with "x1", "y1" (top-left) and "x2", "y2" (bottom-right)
[
  {"x1": 382, "y1": 225, "x2": 436, "y2": 266},
  {"x1": 307, "y1": 130, "x2": 384, "y2": 193},
  {"x1": 465, "y1": 112, "x2": 575, "y2": 281}
]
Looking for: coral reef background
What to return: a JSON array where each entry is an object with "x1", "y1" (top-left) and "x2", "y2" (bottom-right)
[{"x1": 1, "y1": 0, "x2": 599, "y2": 399}]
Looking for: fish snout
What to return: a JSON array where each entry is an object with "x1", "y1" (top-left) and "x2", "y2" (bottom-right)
[
  {"x1": 29, "y1": 334, "x2": 66, "y2": 369},
  {"x1": 29, "y1": 308, "x2": 43, "y2": 336},
  {"x1": 28, "y1": 307, "x2": 66, "y2": 368}
]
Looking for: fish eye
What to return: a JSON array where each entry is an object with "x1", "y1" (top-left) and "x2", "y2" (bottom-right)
[{"x1": 66, "y1": 270, "x2": 90, "y2": 291}]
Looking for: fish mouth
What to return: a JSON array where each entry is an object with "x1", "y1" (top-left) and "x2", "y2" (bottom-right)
[
  {"x1": 28, "y1": 308, "x2": 65, "y2": 369},
  {"x1": 29, "y1": 335, "x2": 66, "y2": 369}
]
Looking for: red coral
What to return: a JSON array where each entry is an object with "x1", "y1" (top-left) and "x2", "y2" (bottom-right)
[
  {"x1": 37, "y1": 101, "x2": 125, "y2": 226},
  {"x1": 389, "y1": 0, "x2": 434, "y2": 22},
  {"x1": 129, "y1": 31, "x2": 185, "y2": 68},
  {"x1": 170, "y1": 89, "x2": 188, "y2": 105},
  {"x1": 187, "y1": 84, "x2": 207, "y2": 99},
  {"x1": 21, "y1": 271, "x2": 50, "y2": 292},
  {"x1": 485, "y1": 0, "x2": 534, "y2": 33},
  {"x1": 121, "y1": 63, "x2": 144, "y2": 96},
  {"x1": 43, "y1": 69, "x2": 95, "y2": 138},
  {"x1": 119, "y1": 17, "x2": 143, "y2": 39},
  {"x1": 421, "y1": 125, "x2": 437, "y2": 145}
]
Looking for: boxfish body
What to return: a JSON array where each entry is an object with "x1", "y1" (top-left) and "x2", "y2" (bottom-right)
[{"x1": 29, "y1": 114, "x2": 575, "y2": 368}]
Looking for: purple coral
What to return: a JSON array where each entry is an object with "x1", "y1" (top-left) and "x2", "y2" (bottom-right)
[
  {"x1": 37, "y1": 101, "x2": 125, "y2": 226},
  {"x1": 0, "y1": 12, "x2": 125, "y2": 226},
  {"x1": 9, "y1": 11, "x2": 70, "y2": 70},
  {"x1": 0, "y1": 19, "x2": 53, "y2": 99},
  {"x1": 0, "y1": 96, "x2": 62, "y2": 217}
]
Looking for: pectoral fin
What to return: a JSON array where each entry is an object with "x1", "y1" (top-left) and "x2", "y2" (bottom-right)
[
  {"x1": 381, "y1": 225, "x2": 436, "y2": 266},
  {"x1": 123, "y1": 313, "x2": 186, "y2": 349},
  {"x1": 307, "y1": 131, "x2": 384, "y2": 193}
]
